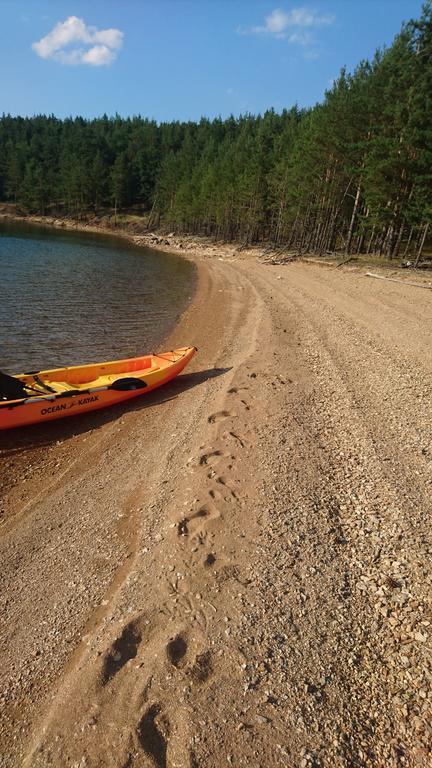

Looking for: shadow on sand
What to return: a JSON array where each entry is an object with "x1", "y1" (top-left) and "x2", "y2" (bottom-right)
[{"x1": 0, "y1": 366, "x2": 231, "y2": 455}]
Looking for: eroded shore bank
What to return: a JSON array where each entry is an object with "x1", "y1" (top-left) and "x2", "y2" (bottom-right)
[
  {"x1": 2, "y1": 206, "x2": 431, "y2": 286},
  {"x1": 1, "y1": 216, "x2": 432, "y2": 767},
  {"x1": 0, "y1": 207, "x2": 264, "y2": 264}
]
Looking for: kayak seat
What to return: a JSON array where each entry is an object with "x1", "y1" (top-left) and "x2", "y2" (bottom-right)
[
  {"x1": 50, "y1": 381, "x2": 79, "y2": 392},
  {"x1": 49, "y1": 365, "x2": 160, "y2": 393},
  {"x1": 94, "y1": 365, "x2": 160, "y2": 387}
]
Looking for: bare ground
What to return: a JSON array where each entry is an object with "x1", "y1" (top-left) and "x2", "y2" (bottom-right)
[{"x1": 0, "y1": 253, "x2": 431, "y2": 768}]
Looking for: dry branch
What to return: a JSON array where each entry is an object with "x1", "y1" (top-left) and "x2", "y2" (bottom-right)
[
  {"x1": 337, "y1": 256, "x2": 357, "y2": 267},
  {"x1": 365, "y1": 272, "x2": 432, "y2": 290}
]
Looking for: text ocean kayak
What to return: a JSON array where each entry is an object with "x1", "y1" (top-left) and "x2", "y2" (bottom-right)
[{"x1": 0, "y1": 346, "x2": 196, "y2": 430}]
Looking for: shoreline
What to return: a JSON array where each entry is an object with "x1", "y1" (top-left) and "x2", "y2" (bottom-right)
[
  {"x1": 0, "y1": 210, "x2": 201, "y2": 376},
  {"x1": 1, "y1": 211, "x2": 432, "y2": 766},
  {"x1": 2, "y1": 208, "x2": 432, "y2": 289},
  {"x1": 0, "y1": 208, "x2": 264, "y2": 263}
]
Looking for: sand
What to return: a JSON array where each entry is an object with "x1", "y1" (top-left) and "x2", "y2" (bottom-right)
[{"x1": 1, "y1": 238, "x2": 432, "y2": 767}]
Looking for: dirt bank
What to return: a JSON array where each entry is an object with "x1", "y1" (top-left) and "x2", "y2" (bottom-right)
[
  {"x1": 1, "y1": 249, "x2": 431, "y2": 767},
  {"x1": 0, "y1": 208, "x2": 275, "y2": 280},
  {"x1": 2, "y1": 205, "x2": 432, "y2": 286}
]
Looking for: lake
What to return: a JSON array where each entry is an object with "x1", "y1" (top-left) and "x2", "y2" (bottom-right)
[{"x1": 0, "y1": 221, "x2": 195, "y2": 374}]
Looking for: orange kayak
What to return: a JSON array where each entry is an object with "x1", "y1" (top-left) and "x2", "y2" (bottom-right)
[{"x1": 0, "y1": 346, "x2": 196, "y2": 430}]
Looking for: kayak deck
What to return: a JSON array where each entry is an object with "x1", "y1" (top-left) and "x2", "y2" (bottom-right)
[
  {"x1": 17, "y1": 349, "x2": 192, "y2": 394},
  {"x1": 23, "y1": 360, "x2": 161, "y2": 395},
  {"x1": 0, "y1": 347, "x2": 196, "y2": 429}
]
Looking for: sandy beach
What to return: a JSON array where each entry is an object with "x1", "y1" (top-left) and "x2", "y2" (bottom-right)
[{"x1": 1, "y1": 230, "x2": 432, "y2": 767}]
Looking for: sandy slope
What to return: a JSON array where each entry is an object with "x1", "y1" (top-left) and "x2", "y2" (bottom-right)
[{"x1": 0, "y1": 255, "x2": 431, "y2": 768}]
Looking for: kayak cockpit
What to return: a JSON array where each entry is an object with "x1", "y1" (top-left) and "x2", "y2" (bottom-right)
[
  {"x1": 1, "y1": 361, "x2": 161, "y2": 402},
  {"x1": 0, "y1": 347, "x2": 196, "y2": 428},
  {"x1": 0, "y1": 371, "x2": 29, "y2": 401}
]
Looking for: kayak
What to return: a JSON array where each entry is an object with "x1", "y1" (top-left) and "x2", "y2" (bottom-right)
[{"x1": 0, "y1": 346, "x2": 196, "y2": 430}]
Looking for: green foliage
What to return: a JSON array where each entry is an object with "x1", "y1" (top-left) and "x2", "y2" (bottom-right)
[{"x1": 0, "y1": 5, "x2": 430, "y2": 258}]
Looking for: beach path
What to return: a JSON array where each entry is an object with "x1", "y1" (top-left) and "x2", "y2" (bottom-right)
[{"x1": 1, "y1": 257, "x2": 431, "y2": 768}]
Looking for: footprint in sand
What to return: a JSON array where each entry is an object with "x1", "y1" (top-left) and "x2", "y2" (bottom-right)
[
  {"x1": 166, "y1": 633, "x2": 188, "y2": 668},
  {"x1": 199, "y1": 449, "x2": 232, "y2": 467},
  {"x1": 100, "y1": 616, "x2": 145, "y2": 686},
  {"x1": 226, "y1": 430, "x2": 247, "y2": 449},
  {"x1": 214, "y1": 475, "x2": 239, "y2": 501},
  {"x1": 137, "y1": 704, "x2": 169, "y2": 768},
  {"x1": 208, "y1": 410, "x2": 235, "y2": 424},
  {"x1": 188, "y1": 650, "x2": 213, "y2": 683},
  {"x1": 227, "y1": 386, "x2": 249, "y2": 394},
  {"x1": 166, "y1": 632, "x2": 213, "y2": 684},
  {"x1": 208, "y1": 487, "x2": 222, "y2": 501},
  {"x1": 176, "y1": 505, "x2": 221, "y2": 540},
  {"x1": 203, "y1": 552, "x2": 216, "y2": 567}
]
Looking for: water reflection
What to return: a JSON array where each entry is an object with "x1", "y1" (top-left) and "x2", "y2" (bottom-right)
[{"x1": 0, "y1": 221, "x2": 196, "y2": 373}]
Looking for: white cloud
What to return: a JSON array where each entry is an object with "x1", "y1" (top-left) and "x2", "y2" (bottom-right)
[
  {"x1": 83, "y1": 45, "x2": 116, "y2": 66},
  {"x1": 288, "y1": 31, "x2": 313, "y2": 46},
  {"x1": 264, "y1": 9, "x2": 290, "y2": 36},
  {"x1": 240, "y1": 6, "x2": 334, "y2": 39},
  {"x1": 32, "y1": 16, "x2": 123, "y2": 66}
]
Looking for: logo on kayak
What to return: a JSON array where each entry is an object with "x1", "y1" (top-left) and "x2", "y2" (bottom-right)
[{"x1": 41, "y1": 395, "x2": 99, "y2": 415}]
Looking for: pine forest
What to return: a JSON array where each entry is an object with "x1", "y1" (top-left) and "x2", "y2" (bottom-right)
[{"x1": 1, "y1": 4, "x2": 431, "y2": 261}]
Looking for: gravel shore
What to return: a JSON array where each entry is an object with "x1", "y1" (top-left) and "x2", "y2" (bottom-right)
[{"x1": 0, "y1": 245, "x2": 431, "y2": 767}]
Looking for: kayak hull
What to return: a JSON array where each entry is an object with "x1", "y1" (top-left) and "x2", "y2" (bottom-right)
[{"x1": 0, "y1": 347, "x2": 196, "y2": 430}]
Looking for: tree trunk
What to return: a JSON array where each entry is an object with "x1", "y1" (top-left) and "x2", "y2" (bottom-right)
[
  {"x1": 402, "y1": 226, "x2": 414, "y2": 258},
  {"x1": 345, "y1": 183, "x2": 361, "y2": 255},
  {"x1": 147, "y1": 198, "x2": 157, "y2": 229},
  {"x1": 414, "y1": 221, "x2": 430, "y2": 267},
  {"x1": 378, "y1": 225, "x2": 389, "y2": 257},
  {"x1": 366, "y1": 225, "x2": 375, "y2": 255},
  {"x1": 391, "y1": 220, "x2": 404, "y2": 260},
  {"x1": 386, "y1": 225, "x2": 395, "y2": 259}
]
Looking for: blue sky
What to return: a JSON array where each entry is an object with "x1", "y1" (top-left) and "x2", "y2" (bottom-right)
[{"x1": 1, "y1": 1, "x2": 424, "y2": 121}]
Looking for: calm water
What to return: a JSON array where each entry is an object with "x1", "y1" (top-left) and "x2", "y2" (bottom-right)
[{"x1": 0, "y1": 221, "x2": 196, "y2": 374}]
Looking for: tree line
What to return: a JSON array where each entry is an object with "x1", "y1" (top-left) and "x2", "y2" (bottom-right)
[{"x1": 0, "y1": 3, "x2": 431, "y2": 260}]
